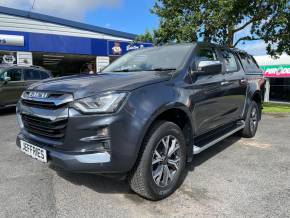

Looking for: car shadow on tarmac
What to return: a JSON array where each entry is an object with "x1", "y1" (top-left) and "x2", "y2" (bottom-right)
[
  {"x1": 53, "y1": 166, "x2": 132, "y2": 194},
  {"x1": 0, "y1": 107, "x2": 16, "y2": 116},
  {"x1": 52, "y1": 136, "x2": 241, "y2": 198}
]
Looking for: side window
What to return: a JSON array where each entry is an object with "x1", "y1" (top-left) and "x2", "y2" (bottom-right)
[
  {"x1": 6, "y1": 69, "x2": 22, "y2": 81},
  {"x1": 239, "y1": 53, "x2": 260, "y2": 73},
  {"x1": 220, "y1": 50, "x2": 238, "y2": 72},
  {"x1": 196, "y1": 47, "x2": 218, "y2": 62},
  {"x1": 247, "y1": 56, "x2": 260, "y2": 71},
  {"x1": 24, "y1": 69, "x2": 40, "y2": 80},
  {"x1": 39, "y1": 71, "x2": 50, "y2": 79}
]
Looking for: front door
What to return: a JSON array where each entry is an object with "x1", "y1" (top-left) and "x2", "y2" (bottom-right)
[
  {"x1": 0, "y1": 68, "x2": 25, "y2": 106},
  {"x1": 190, "y1": 45, "x2": 226, "y2": 136}
]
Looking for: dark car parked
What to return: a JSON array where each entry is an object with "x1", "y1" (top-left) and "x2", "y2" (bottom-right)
[
  {"x1": 0, "y1": 65, "x2": 52, "y2": 109},
  {"x1": 16, "y1": 43, "x2": 265, "y2": 200}
]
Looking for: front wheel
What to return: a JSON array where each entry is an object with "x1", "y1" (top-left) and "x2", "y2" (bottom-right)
[
  {"x1": 240, "y1": 101, "x2": 260, "y2": 138},
  {"x1": 129, "y1": 121, "x2": 187, "y2": 200}
]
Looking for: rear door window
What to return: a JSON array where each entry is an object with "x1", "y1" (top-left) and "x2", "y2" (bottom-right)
[
  {"x1": 239, "y1": 53, "x2": 260, "y2": 74},
  {"x1": 39, "y1": 71, "x2": 50, "y2": 79},
  {"x1": 24, "y1": 69, "x2": 40, "y2": 80}
]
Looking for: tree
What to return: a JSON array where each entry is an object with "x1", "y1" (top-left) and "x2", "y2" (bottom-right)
[
  {"x1": 138, "y1": 0, "x2": 289, "y2": 56},
  {"x1": 135, "y1": 29, "x2": 155, "y2": 43}
]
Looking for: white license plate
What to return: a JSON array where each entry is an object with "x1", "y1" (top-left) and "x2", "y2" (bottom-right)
[{"x1": 20, "y1": 140, "x2": 47, "y2": 163}]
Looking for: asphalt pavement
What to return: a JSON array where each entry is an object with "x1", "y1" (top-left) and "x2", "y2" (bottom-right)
[{"x1": 0, "y1": 107, "x2": 289, "y2": 218}]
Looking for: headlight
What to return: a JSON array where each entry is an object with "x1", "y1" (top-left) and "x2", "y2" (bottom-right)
[{"x1": 71, "y1": 92, "x2": 128, "y2": 114}]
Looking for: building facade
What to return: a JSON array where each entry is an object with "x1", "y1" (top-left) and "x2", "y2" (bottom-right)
[
  {"x1": 0, "y1": 6, "x2": 152, "y2": 76},
  {"x1": 255, "y1": 54, "x2": 290, "y2": 103}
]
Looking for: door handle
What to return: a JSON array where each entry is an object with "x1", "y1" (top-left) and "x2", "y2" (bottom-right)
[{"x1": 221, "y1": 81, "x2": 230, "y2": 86}]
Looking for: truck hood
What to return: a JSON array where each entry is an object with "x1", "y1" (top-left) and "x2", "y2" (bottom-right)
[{"x1": 28, "y1": 71, "x2": 172, "y2": 99}]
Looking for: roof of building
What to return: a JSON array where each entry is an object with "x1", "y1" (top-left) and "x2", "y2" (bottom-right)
[
  {"x1": 0, "y1": 6, "x2": 137, "y2": 40},
  {"x1": 254, "y1": 54, "x2": 290, "y2": 66}
]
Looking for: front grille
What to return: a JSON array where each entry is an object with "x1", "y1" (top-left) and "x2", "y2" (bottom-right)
[
  {"x1": 21, "y1": 92, "x2": 73, "y2": 109},
  {"x1": 21, "y1": 114, "x2": 67, "y2": 139},
  {"x1": 21, "y1": 99, "x2": 59, "y2": 109}
]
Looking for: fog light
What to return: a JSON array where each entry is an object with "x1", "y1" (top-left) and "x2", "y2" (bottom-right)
[
  {"x1": 80, "y1": 127, "x2": 109, "y2": 142},
  {"x1": 80, "y1": 141, "x2": 111, "y2": 153},
  {"x1": 97, "y1": 127, "x2": 109, "y2": 138}
]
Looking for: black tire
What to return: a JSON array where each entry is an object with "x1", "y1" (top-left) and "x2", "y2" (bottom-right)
[
  {"x1": 128, "y1": 121, "x2": 187, "y2": 201},
  {"x1": 240, "y1": 101, "x2": 260, "y2": 138}
]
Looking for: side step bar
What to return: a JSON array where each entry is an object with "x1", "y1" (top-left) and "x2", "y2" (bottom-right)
[{"x1": 193, "y1": 121, "x2": 245, "y2": 155}]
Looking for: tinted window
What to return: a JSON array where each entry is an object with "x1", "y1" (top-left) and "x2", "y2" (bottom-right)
[
  {"x1": 6, "y1": 68, "x2": 22, "y2": 81},
  {"x1": 197, "y1": 47, "x2": 218, "y2": 61},
  {"x1": 39, "y1": 71, "x2": 50, "y2": 79},
  {"x1": 221, "y1": 50, "x2": 238, "y2": 72},
  {"x1": 24, "y1": 69, "x2": 40, "y2": 80},
  {"x1": 239, "y1": 53, "x2": 260, "y2": 73}
]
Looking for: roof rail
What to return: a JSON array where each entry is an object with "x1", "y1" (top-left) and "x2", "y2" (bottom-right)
[{"x1": 230, "y1": 47, "x2": 247, "y2": 54}]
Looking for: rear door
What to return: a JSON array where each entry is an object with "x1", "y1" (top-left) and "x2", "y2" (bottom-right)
[
  {"x1": 0, "y1": 68, "x2": 25, "y2": 105},
  {"x1": 219, "y1": 49, "x2": 247, "y2": 122},
  {"x1": 191, "y1": 45, "x2": 227, "y2": 136}
]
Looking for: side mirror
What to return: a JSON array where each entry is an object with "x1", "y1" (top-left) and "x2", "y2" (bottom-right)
[
  {"x1": 192, "y1": 61, "x2": 222, "y2": 75},
  {"x1": 4, "y1": 76, "x2": 11, "y2": 82}
]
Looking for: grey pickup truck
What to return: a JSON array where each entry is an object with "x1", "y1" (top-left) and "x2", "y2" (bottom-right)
[{"x1": 16, "y1": 43, "x2": 265, "y2": 200}]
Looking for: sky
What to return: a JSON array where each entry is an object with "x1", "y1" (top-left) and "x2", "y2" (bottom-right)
[{"x1": 0, "y1": 0, "x2": 268, "y2": 55}]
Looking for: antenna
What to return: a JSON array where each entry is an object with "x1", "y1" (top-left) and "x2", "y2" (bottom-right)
[{"x1": 28, "y1": 0, "x2": 36, "y2": 17}]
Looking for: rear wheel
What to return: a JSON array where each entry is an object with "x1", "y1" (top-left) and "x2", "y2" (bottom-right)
[
  {"x1": 240, "y1": 101, "x2": 260, "y2": 138},
  {"x1": 129, "y1": 121, "x2": 186, "y2": 200}
]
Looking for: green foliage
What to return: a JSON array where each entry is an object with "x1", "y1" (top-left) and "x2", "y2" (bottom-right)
[
  {"x1": 137, "y1": 0, "x2": 289, "y2": 56},
  {"x1": 135, "y1": 29, "x2": 155, "y2": 43},
  {"x1": 263, "y1": 102, "x2": 290, "y2": 113}
]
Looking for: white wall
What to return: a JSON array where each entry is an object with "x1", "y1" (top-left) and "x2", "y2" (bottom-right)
[
  {"x1": 254, "y1": 54, "x2": 290, "y2": 66},
  {"x1": 0, "y1": 14, "x2": 132, "y2": 42}
]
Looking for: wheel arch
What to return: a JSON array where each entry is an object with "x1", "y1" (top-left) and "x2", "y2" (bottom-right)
[{"x1": 137, "y1": 104, "x2": 195, "y2": 164}]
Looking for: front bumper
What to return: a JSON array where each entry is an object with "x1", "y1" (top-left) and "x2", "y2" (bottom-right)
[
  {"x1": 16, "y1": 101, "x2": 146, "y2": 174},
  {"x1": 17, "y1": 133, "x2": 112, "y2": 172}
]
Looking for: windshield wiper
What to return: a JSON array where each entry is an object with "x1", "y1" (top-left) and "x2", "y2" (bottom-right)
[
  {"x1": 145, "y1": 68, "x2": 176, "y2": 71},
  {"x1": 111, "y1": 69, "x2": 131, "y2": 72},
  {"x1": 111, "y1": 68, "x2": 176, "y2": 72},
  {"x1": 111, "y1": 69, "x2": 145, "y2": 72}
]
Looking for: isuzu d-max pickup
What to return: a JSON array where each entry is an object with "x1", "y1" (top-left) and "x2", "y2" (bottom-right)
[{"x1": 16, "y1": 43, "x2": 265, "y2": 200}]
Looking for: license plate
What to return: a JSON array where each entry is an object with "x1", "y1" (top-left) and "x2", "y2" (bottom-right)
[{"x1": 20, "y1": 140, "x2": 47, "y2": 163}]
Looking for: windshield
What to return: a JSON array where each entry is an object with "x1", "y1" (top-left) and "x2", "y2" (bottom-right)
[{"x1": 102, "y1": 44, "x2": 192, "y2": 73}]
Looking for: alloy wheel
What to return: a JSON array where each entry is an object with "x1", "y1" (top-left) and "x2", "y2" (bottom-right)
[
  {"x1": 151, "y1": 135, "x2": 181, "y2": 187},
  {"x1": 250, "y1": 107, "x2": 258, "y2": 133}
]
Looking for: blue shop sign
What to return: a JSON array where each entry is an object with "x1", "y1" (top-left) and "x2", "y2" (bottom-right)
[{"x1": 108, "y1": 41, "x2": 152, "y2": 56}]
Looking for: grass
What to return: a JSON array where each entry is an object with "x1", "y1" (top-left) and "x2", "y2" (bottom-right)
[{"x1": 263, "y1": 102, "x2": 290, "y2": 114}]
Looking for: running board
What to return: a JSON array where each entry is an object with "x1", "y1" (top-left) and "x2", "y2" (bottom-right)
[{"x1": 193, "y1": 121, "x2": 245, "y2": 155}]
